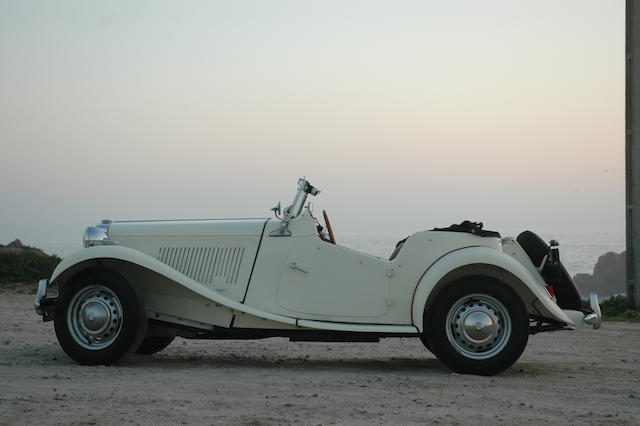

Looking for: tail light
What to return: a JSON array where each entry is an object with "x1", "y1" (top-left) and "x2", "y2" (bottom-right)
[{"x1": 545, "y1": 284, "x2": 555, "y2": 298}]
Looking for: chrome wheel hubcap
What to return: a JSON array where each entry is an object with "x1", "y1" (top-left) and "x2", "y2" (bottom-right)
[
  {"x1": 445, "y1": 293, "x2": 511, "y2": 360},
  {"x1": 67, "y1": 285, "x2": 123, "y2": 350}
]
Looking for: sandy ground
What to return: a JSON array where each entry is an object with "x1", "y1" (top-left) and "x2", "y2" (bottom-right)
[{"x1": 1, "y1": 289, "x2": 639, "y2": 426}]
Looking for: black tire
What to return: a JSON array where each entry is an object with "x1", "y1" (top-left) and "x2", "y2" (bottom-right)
[
  {"x1": 419, "y1": 335, "x2": 432, "y2": 353},
  {"x1": 54, "y1": 269, "x2": 147, "y2": 365},
  {"x1": 135, "y1": 336, "x2": 175, "y2": 355},
  {"x1": 424, "y1": 277, "x2": 529, "y2": 376}
]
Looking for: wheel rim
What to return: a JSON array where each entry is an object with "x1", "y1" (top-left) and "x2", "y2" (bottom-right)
[
  {"x1": 445, "y1": 293, "x2": 511, "y2": 360},
  {"x1": 67, "y1": 285, "x2": 124, "y2": 350}
]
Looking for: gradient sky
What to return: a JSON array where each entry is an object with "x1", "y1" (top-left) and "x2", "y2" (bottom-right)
[{"x1": 0, "y1": 0, "x2": 625, "y2": 253}]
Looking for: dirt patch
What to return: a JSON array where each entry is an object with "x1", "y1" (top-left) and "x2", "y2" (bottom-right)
[
  {"x1": 1, "y1": 291, "x2": 638, "y2": 425},
  {"x1": 0, "y1": 282, "x2": 37, "y2": 295}
]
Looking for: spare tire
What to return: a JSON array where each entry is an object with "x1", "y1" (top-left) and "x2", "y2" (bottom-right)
[
  {"x1": 516, "y1": 231, "x2": 548, "y2": 267},
  {"x1": 516, "y1": 231, "x2": 582, "y2": 311}
]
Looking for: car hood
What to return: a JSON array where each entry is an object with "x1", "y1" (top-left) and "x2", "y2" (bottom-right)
[{"x1": 108, "y1": 218, "x2": 269, "y2": 238}]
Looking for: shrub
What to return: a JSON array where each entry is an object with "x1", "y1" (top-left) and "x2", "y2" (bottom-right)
[
  {"x1": 0, "y1": 251, "x2": 62, "y2": 283},
  {"x1": 582, "y1": 294, "x2": 640, "y2": 322}
]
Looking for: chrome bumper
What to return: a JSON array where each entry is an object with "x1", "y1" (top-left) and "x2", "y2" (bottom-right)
[
  {"x1": 583, "y1": 292, "x2": 602, "y2": 329},
  {"x1": 34, "y1": 279, "x2": 56, "y2": 321},
  {"x1": 560, "y1": 293, "x2": 602, "y2": 330}
]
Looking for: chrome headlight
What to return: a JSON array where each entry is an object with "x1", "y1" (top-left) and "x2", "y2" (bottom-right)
[{"x1": 83, "y1": 220, "x2": 118, "y2": 248}]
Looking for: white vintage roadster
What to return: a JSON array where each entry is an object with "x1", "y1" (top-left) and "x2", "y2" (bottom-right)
[{"x1": 35, "y1": 178, "x2": 601, "y2": 375}]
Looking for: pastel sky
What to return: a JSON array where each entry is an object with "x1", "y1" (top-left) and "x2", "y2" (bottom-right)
[{"x1": 0, "y1": 0, "x2": 624, "y2": 252}]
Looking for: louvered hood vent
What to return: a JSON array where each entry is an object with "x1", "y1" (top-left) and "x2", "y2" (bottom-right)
[{"x1": 157, "y1": 247, "x2": 246, "y2": 285}]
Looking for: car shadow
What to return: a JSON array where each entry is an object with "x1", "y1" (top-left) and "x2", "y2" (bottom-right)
[
  {"x1": 20, "y1": 344, "x2": 556, "y2": 378},
  {"x1": 126, "y1": 352, "x2": 450, "y2": 373},
  {"x1": 124, "y1": 352, "x2": 558, "y2": 377}
]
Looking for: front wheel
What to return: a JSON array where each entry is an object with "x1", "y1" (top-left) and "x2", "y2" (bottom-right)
[
  {"x1": 424, "y1": 277, "x2": 529, "y2": 376},
  {"x1": 54, "y1": 269, "x2": 147, "y2": 365}
]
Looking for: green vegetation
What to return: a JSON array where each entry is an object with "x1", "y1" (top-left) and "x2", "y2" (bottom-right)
[
  {"x1": 583, "y1": 295, "x2": 640, "y2": 322},
  {"x1": 0, "y1": 251, "x2": 61, "y2": 283}
]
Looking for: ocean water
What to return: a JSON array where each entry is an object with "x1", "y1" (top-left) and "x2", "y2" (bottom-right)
[{"x1": 5, "y1": 227, "x2": 625, "y2": 277}]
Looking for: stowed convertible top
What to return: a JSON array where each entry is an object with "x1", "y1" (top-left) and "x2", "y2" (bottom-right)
[
  {"x1": 390, "y1": 220, "x2": 500, "y2": 260},
  {"x1": 431, "y1": 220, "x2": 501, "y2": 238}
]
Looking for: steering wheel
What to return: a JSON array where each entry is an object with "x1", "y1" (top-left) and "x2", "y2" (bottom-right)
[{"x1": 322, "y1": 210, "x2": 336, "y2": 245}]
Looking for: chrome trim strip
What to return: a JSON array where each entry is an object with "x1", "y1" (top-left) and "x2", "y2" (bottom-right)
[{"x1": 297, "y1": 319, "x2": 418, "y2": 334}]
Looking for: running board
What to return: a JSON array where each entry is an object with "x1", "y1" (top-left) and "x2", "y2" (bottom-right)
[{"x1": 296, "y1": 319, "x2": 418, "y2": 334}]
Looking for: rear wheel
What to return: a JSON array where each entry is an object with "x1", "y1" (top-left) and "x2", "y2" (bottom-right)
[
  {"x1": 54, "y1": 269, "x2": 147, "y2": 365},
  {"x1": 424, "y1": 277, "x2": 529, "y2": 375},
  {"x1": 136, "y1": 336, "x2": 175, "y2": 355}
]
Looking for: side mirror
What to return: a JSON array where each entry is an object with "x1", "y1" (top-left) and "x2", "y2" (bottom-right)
[
  {"x1": 270, "y1": 202, "x2": 282, "y2": 218},
  {"x1": 303, "y1": 181, "x2": 320, "y2": 196}
]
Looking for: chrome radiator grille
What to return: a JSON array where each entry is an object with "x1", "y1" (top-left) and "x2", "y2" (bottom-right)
[{"x1": 157, "y1": 247, "x2": 246, "y2": 285}]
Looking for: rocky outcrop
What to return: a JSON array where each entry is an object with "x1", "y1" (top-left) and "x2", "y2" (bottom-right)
[
  {"x1": 573, "y1": 251, "x2": 626, "y2": 297},
  {"x1": 0, "y1": 239, "x2": 47, "y2": 256}
]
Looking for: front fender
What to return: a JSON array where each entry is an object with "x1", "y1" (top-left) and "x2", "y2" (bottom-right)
[
  {"x1": 411, "y1": 246, "x2": 573, "y2": 332},
  {"x1": 50, "y1": 246, "x2": 297, "y2": 326}
]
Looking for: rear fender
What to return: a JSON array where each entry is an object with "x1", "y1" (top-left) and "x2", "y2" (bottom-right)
[{"x1": 411, "y1": 246, "x2": 573, "y2": 332}]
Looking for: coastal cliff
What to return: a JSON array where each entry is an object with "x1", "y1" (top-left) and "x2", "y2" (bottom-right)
[{"x1": 573, "y1": 251, "x2": 626, "y2": 297}]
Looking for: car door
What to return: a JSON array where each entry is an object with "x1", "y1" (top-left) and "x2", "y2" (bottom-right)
[{"x1": 276, "y1": 235, "x2": 391, "y2": 319}]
